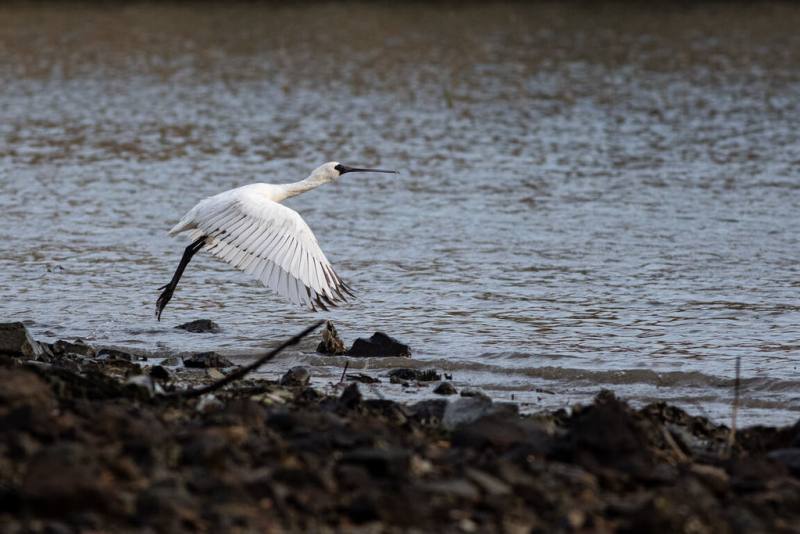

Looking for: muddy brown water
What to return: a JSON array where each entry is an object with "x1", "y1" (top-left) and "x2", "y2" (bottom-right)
[{"x1": 1, "y1": 3, "x2": 799, "y2": 425}]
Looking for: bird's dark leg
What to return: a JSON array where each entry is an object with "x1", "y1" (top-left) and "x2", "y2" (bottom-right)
[{"x1": 155, "y1": 236, "x2": 207, "y2": 321}]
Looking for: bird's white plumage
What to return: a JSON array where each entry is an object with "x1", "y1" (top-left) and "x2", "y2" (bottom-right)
[{"x1": 169, "y1": 181, "x2": 352, "y2": 311}]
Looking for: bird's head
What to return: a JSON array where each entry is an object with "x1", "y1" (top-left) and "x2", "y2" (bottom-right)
[{"x1": 312, "y1": 161, "x2": 397, "y2": 183}]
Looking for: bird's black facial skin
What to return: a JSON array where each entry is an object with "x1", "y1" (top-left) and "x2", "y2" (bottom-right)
[{"x1": 334, "y1": 164, "x2": 397, "y2": 176}]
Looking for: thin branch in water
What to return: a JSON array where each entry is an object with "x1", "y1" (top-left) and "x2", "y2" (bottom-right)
[
  {"x1": 339, "y1": 361, "x2": 349, "y2": 383},
  {"x1": 169, "y1": 321, "x2": 324, "y2": 400},
  {"x1": 727, "y1": 356, "x2": 742, "y2": 455}
]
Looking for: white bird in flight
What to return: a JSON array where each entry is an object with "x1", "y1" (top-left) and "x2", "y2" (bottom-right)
[{"x1": 155, "y1": 161, "x2": 397, "y2": 320}]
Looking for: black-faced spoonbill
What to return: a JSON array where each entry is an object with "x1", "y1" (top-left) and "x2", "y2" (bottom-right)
[{"x1": 155, "y1": 162, "x2": 396, "y2": 320}]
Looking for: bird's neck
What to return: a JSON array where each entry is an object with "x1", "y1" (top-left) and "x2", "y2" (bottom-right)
[{"x1": 273, "y1": 174, "x2": 328, "y2": 203}]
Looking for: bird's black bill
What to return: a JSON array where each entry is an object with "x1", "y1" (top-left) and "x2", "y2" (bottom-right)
[{"x1": 335, "y1": 164, "x2": 397, "y2": 175}]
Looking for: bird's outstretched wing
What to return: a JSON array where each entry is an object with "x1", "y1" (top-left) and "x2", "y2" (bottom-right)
[{"x1": 170, "y1": 188, "x2": 354, "y2": 311}]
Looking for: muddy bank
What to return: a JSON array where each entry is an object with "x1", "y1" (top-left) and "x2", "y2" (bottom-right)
[{"x1": 1, "y1": 325, "x2": 799, "y2": 532}]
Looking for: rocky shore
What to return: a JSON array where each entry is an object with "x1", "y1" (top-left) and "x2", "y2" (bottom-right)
[{"x1": 1, "y1": 322, "x2": 799, "y2": 533}]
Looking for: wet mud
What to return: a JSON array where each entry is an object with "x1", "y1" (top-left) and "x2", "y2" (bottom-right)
[{"x1": 2, "y1": 324, "x2": 799, "y2": 533}]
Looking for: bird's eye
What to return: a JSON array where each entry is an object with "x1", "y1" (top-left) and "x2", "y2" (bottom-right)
[{"x1": 334, "y1": 164, "x2": 346, "y2": 174}]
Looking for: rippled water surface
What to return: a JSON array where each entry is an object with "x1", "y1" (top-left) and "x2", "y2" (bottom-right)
[{"x1": 2, "y1": 3, "x2": 799, "y2": 425}]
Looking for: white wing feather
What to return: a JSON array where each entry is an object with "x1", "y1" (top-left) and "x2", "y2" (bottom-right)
[{"x1": 169, "y1": 185, "x2": 352, "y2": 310}]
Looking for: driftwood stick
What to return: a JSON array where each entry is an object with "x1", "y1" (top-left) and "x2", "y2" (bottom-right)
[
  {"x1": 169, "y1": 320, "x2": 324, "y2": 399},
  {"x1": 339, "y1": 361, "x2": 349, "y2": 383},
  {"x1": 727, "y1": 356, "x2": 742, "y2": 454}
]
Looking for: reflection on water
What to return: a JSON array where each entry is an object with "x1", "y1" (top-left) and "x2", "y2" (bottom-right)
[{"x1": 1, "y1": 3, "x2": 799, "y2": 425}]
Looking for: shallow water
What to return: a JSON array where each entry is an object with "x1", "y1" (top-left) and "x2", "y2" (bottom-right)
[{"x1": 2, "y1": 3, "x2": 799, "y2": 425}]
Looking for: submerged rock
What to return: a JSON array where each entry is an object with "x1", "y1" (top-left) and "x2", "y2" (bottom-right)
[
  {"x1": 346, "y1": 373, "x2": 381, "y2": 384},
  {"x1": 388, "y1": 368, "x2": 440, "y2": 382},
  {"x1": 280, "y1": 366, "x2": 311, "y2": 387},
  {"x1": 182, "y1": 352, "x2": 234, "y2": 369},
  {"x1": 346, "y1": 332, "x2": 411, "y2": 358},
  {"x1": 316, "y1": 321, "x2": 346, "y2": 355},
  {"x1": 0, "y1": 322, "x2": 44, "y2": 359},
  {"x1": 175, "y1": 319, "x2": 221, "y2": 334}
]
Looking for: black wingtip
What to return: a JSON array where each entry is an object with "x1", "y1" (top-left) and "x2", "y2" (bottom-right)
[{"x1": 315, "y1": 296, "x2": 329, "y2": 312}]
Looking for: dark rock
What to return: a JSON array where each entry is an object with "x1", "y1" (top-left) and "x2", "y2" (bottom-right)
[
  {"x1": 433, "y1": 381, "x2": 457, "y2": 395},
  {"x1": 792, "y1": 419, "x2": 800, "y2": 448},
  {"x1": 767, "y1": 448, "x2": 800, "y2": 477},
  {"x1": 388, "y1": 368, "x2": 440, "y2": 382},
  {"x1": 344, "y1": 493, "x2": 379, "y2": 523},
  {"x1": 347, "y1": 373, "x2": 381, "y2": 384},
  {"x1": 561, "y1": 391, "x2": 651, "y2": 472},
  {"x1": 295, "y1": 387, "x2": 322, "y2": 403},
  {"x1": 443, "y1": 397, "x2": 518, "y2": 430},
  {"x1": 0, "y1": 322, "x2": 44, "y2": 359},
  {"x1": 149, "y1": 365, "x2": 173, "y2": 382},
  {"x1": 363, "y1": 399, "x2": 409, "y2": 425},
  {"x1": 175, "y1": 319, "x2": 221, "y2": 334},
  {"x1": 388, "y1": 368, "x2": 415, "y2": 382},
  {"x1": 125, "y1": 375, "x2": 156, "y2": 396},
  {"x1": 730, "y1": 456, "x2": 788, "y2": 492},
  {"x1": 339, "y1": 383, "x2": 362, "y2": 409},
  {"x1": 339, "y1": 447, "x2": 410, "y2": 478},
  {"x1": 409, "y1": 399, "x2": 448, "y2": 424},
  {"x1": 280, "y1": 366, "x2": 310, "y2": 387},
  {"x1": 160, "y1": 356, "x2": 181, "y2": 366},
  {"x1": 460, "y1": 388, "x2": 491, "y2": 401},
  {"x1": 346, "y1": 332, "x2": 411, "y2": 358},
  {"x1": 452, "y1": 414, "x2": 551, "y2": 453},
  {"x1": 182, "y1": 352, "x2": 234, "y2": 369},
  {"x1": 97, "y1": 347, "x2": 145, "y2": 362},
  {"x1": 316, "y1": 320, "x2": 346, "y2": 355},
  {"x1": 443, "y1": 396, "x2": 494, "y2": 429},
  {"x1": 53, "y1": 339, "x2": 96, "y2": 358}
]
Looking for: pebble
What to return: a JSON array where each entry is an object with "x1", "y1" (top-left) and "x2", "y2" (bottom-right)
[{"x1": 433, "y1": 382, "x2": 457, "y2": 395}]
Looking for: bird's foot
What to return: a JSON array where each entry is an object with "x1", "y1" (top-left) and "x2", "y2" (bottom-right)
[{"x1": 155, "y1": 284, "x2": 175, "y2": 321}]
